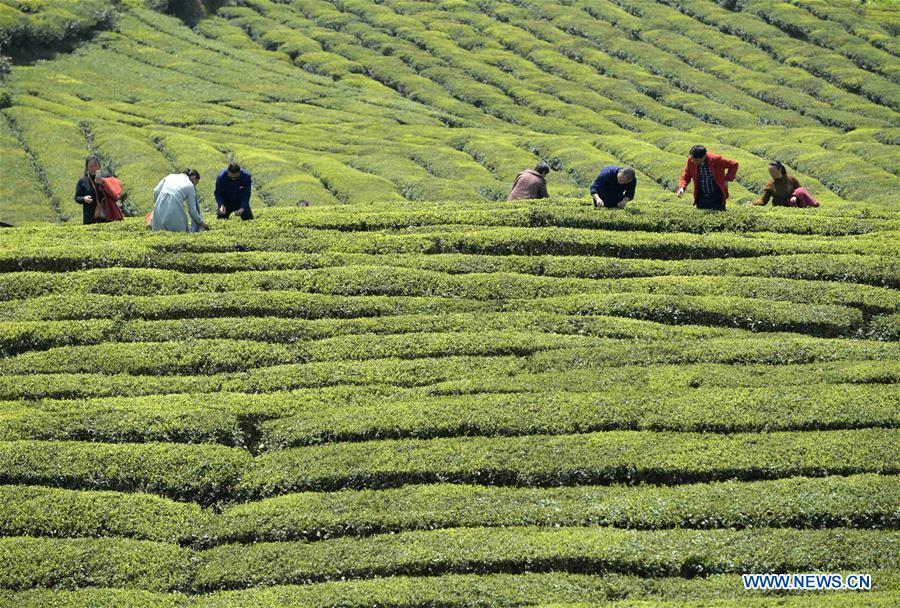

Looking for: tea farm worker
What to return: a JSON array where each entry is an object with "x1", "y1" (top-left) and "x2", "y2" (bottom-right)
[
  {"x1": 750, "y1": 161, "x2": 820, "y2": 208},
  {"x1": 677, "y1": 145, "x2": 739, "y2": 211},
  {"x1": 590, "y1": 166, "x2": 636, "y2": 209},
  {"x1": 150, "y1": 169, "x2": 208, "y2": 233},
  {"x1": 215, "y1": 162, "x2": 254, "y2": 220},
  {"x1": 74, "y1": 154, "x2": 106, "y2": 225},
  {"x1": 506, "y1": 160, "x2": 550, "y2": 201}
]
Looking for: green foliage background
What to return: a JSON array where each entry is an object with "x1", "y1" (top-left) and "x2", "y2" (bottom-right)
[{"x1": 0, "y1": 0, "x2": 898, "y2": 225}]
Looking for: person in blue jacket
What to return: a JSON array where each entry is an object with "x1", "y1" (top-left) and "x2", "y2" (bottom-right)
[
  {"x1": 215, "y1": 162, "x2": 254, "y2": 220},
  {"x1": 590, "y1": 166, "x2": 636, "y2": 209}
]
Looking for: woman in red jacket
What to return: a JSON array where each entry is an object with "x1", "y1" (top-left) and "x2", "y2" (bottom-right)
[{"x1": 676, "y1": 145, "x2": 739, "y2": 211}]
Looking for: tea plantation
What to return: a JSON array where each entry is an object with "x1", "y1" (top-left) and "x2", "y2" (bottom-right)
[
  {"x1": 0, "y1": 197, "x2": 897, "y2": 605},
  {"x1": 0, "y1": 0, "x2": 899, "y2": 607}
]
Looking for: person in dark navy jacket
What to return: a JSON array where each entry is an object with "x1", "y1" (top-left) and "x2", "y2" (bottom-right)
[
  {"x1": 590, "y1": 166, "x2": 636, "y2": 209},
  {"x1": 215, "y1": 162, "x2": 254, "y2": 220}
]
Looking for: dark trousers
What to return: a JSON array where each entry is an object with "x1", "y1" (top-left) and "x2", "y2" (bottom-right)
[
  {"x1": 695, "y1": 186, "x2": 725, "y2": 211},
  {"x1": 82, "y1": 202, "x2": 98, "y2": 225},
  {"x1": 217, "y1": 202, "x2": 254, "y2": 220}
]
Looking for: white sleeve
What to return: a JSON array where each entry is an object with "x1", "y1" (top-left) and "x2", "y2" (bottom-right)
[
  {"x1": 153, "y1": 177, "x2": 165, "y2": 205},
  {"x1": 186, "y1": 185, "x2": 203, "y2": 227}
]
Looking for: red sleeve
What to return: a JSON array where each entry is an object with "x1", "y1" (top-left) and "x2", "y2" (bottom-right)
[
  {"x1": 678, "y1": 160, "x2": 692, "y2": 189},
  {"x1": 722, "y1": 157, "x2": 739, "y2": 182}
]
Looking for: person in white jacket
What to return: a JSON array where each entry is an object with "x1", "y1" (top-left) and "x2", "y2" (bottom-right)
[{"x1": 151, "y1": 169, "x2": 208, "y2": 232}]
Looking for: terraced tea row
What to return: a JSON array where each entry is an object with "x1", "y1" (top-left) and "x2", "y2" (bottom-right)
[
  {"x1": 0, "y1": 528, "x2": 896, "y2": 591},
  {"x1": 3, "y1": 474, "x2": 895, "y2": 545},
  {"x1": 3, "y1": 383, "x2": 897, "y2": 446},
  {"x1": 3, "y1": 357, "x2": 897, "y2": 402},
  {"x1": 2, "y1": 428, "x2": 896, "y2": 502},
  {"x1": 2, "y1": 269, "x2": 897, "y2": 314},
  {"x1": 2, "y1": 333, "x2": 897, "y2": 376}
]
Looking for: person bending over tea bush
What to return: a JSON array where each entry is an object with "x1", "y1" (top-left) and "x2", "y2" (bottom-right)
[
  {"x1": 506, "y1": 161, "x2": 551, "y2": 201},
  {"x1": 215, "y1": 162, "x2": 254, "y2": 221},
  {"x1": 150, "y1": 169, "x2": 208, "y2": 233},
  {"x1": 590, "y1": 166, "x2": 636, "y2": 209},
  {"x1": 751, "y1": 161, "x2": 820, "y2": 208}
]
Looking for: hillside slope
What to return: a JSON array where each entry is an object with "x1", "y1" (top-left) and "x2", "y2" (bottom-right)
[{"x1": 0, "y1": 0, "x2": 898, "y2": 225}]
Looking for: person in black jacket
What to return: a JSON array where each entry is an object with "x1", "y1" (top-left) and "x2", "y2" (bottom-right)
[
  {"x1": 215, "y1": 162, "x2": 254, "y2": 220},
  {"x1": 74, "y1": 155, "x2": 105, "y2": 224}
]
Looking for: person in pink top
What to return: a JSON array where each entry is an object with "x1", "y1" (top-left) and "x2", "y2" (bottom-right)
[{"x1": 751, "y1": 161, "x2": 820, "y2": 208}]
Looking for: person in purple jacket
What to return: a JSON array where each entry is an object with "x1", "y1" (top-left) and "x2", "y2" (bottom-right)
[
  {"x1": 590, "y1": 166, "x2": 636, "y2": 209},
  {"x1": 215, "y1": 162, "x2": 254, "y2": 221}
]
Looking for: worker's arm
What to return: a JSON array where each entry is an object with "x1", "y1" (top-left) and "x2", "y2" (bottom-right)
[
  {"x1": 677, "y1": 161, "x2": 692, "y2": 197},
  {"x1": 722, "y1": 157, "x2": 739, "y2": 182}
]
